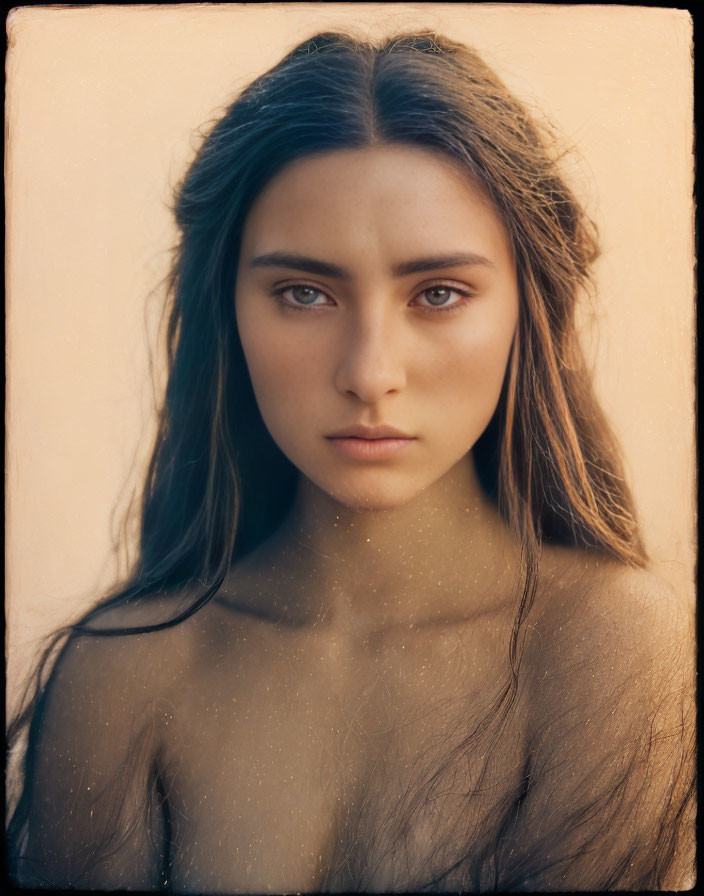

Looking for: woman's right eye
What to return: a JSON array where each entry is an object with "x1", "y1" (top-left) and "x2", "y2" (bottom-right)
[{"x1": 274, "y1": 284, "x2": 333, "y2": 309}]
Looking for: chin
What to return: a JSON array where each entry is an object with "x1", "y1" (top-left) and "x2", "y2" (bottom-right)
[{"x1": 317, "y1": 477, "x2": 428, "y2": 513}]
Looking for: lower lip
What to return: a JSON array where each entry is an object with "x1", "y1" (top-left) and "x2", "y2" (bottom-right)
[{"x1": 326, "y1": 437, "x2": 415, "y2": 460}]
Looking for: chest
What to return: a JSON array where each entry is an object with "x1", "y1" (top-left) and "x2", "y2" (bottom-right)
[{"x1": 159, "y1": 627, "x2": 530, "y2": 892}]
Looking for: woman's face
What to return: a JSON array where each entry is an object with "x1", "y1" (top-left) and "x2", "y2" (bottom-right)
[{"x1": 235, "y1": 144, "x2": 519, "y2": 510}]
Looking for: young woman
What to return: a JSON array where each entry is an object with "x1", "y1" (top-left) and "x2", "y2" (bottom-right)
[{"x1": 8, "y1": 31, "x2": 694, "y2": 891}]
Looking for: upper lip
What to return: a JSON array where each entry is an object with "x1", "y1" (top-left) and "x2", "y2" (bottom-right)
[{"x1": 327, "y1": 425, "x2": 414, "y2": 440}]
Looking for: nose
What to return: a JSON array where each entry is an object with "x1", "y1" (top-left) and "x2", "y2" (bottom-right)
[{"x1": 334, "y1": 308, "x2": 407, "y2": 403}]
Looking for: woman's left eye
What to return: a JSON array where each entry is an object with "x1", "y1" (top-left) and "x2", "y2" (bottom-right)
[{"x1": 412, "y1": 284, "x2": 470, "y2": 310}]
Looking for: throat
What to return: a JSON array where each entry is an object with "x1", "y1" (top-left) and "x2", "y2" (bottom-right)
[{"x1": 235, "y1": 454, "x2": 520, "y2": 631}]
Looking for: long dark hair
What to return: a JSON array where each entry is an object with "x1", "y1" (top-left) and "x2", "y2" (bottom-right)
[
  {"x1": 115, "y1": 29, "x2": 646, "y2": 608},
  {"x1": 10, "y1": 30, "x2": 668, "y2": 885}
]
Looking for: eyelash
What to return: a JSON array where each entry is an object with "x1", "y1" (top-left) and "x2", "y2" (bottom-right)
[
  {"x1": 412, "y1": 283, "x2": 473, "y2": 315},
  {"x1": 271, "y1": 284, "x2": 333, "y2": 312},
  {"x1": 270, "y1": 282, "x2": 474, "y2": 315}
]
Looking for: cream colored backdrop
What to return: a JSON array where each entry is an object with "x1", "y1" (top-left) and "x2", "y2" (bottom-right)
[{"x1": 6, "y1": 4, "x2": 695, "y2": 708}]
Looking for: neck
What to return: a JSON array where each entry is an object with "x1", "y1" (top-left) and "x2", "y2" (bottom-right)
[{"x1": 233, "y1": 455, "x2": 520, "y2": 632}]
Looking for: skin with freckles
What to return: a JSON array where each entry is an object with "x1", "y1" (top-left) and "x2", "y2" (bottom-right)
[
  {"x1": 235, "y1": 144, "x2": 519, "y2": 514},
  {"x1": 230, "y1": 143, "x2": 523, "y2": 639}
]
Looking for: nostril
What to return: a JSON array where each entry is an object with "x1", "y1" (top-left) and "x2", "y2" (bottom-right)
[{"x1": 336, "y1": 358, "x2": 407, "y2": 403}]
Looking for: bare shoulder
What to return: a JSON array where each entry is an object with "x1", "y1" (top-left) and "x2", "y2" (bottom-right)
[
  {"x1": 50, "y1": 590, "x2": 208, "y2": 705},
  {"x1": 524, "y1": 548, "x2": 694, "y2": 772},
  {"x1": 526, "y1": 547, "x2": 693, "y2": 701},
  {"x1": 56, "y1": 574, "x2": 295, "y2": 706},
  {"x1": 17, "y1": 588, "x2": 223, "y2": 888},
  {"x1": 511, "y1": 547, "x2": 695, "y2": 890},
  {"x1": 31, "y1": 579, "x2": 272, "y2": 769}
]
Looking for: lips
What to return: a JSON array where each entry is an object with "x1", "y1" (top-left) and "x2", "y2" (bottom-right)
[
  {"x1": 325, "y1": 425, "x2": 416, "y2": 460},
  {"x1": 326, "y1": 424, "x2": 414, "y2": 440}
]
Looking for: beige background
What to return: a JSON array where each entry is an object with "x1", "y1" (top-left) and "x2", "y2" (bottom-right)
[{"x1": 5, "y1": 4, "x2": 695, "y2": 708}]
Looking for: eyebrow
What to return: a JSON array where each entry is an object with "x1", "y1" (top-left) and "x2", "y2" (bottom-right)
[
  {"x1": 248, "y1": 251, "x2": 495, "y2": 278},
  {"x1": 249, "y1": 252, "x2": 348, "y2": 279},
  {"x1": 393, "y1": 253, "x2": 495, "y2": 275}
]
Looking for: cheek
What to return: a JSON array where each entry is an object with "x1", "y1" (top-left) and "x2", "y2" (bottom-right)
[
  {"x1": 237, "y1": 313, "x2": 325, "y2": 428},
  {"x1": 421, "y1": 323, "x2": 515, "y2": 460},
  {"x1": 428, "y1": 307, "x2": 516, "y2": 407}
]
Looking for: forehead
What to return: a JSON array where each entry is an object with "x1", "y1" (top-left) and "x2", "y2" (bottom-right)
[{"x1": 239, "y1": 144, "x2": 514, "y2": 269}]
